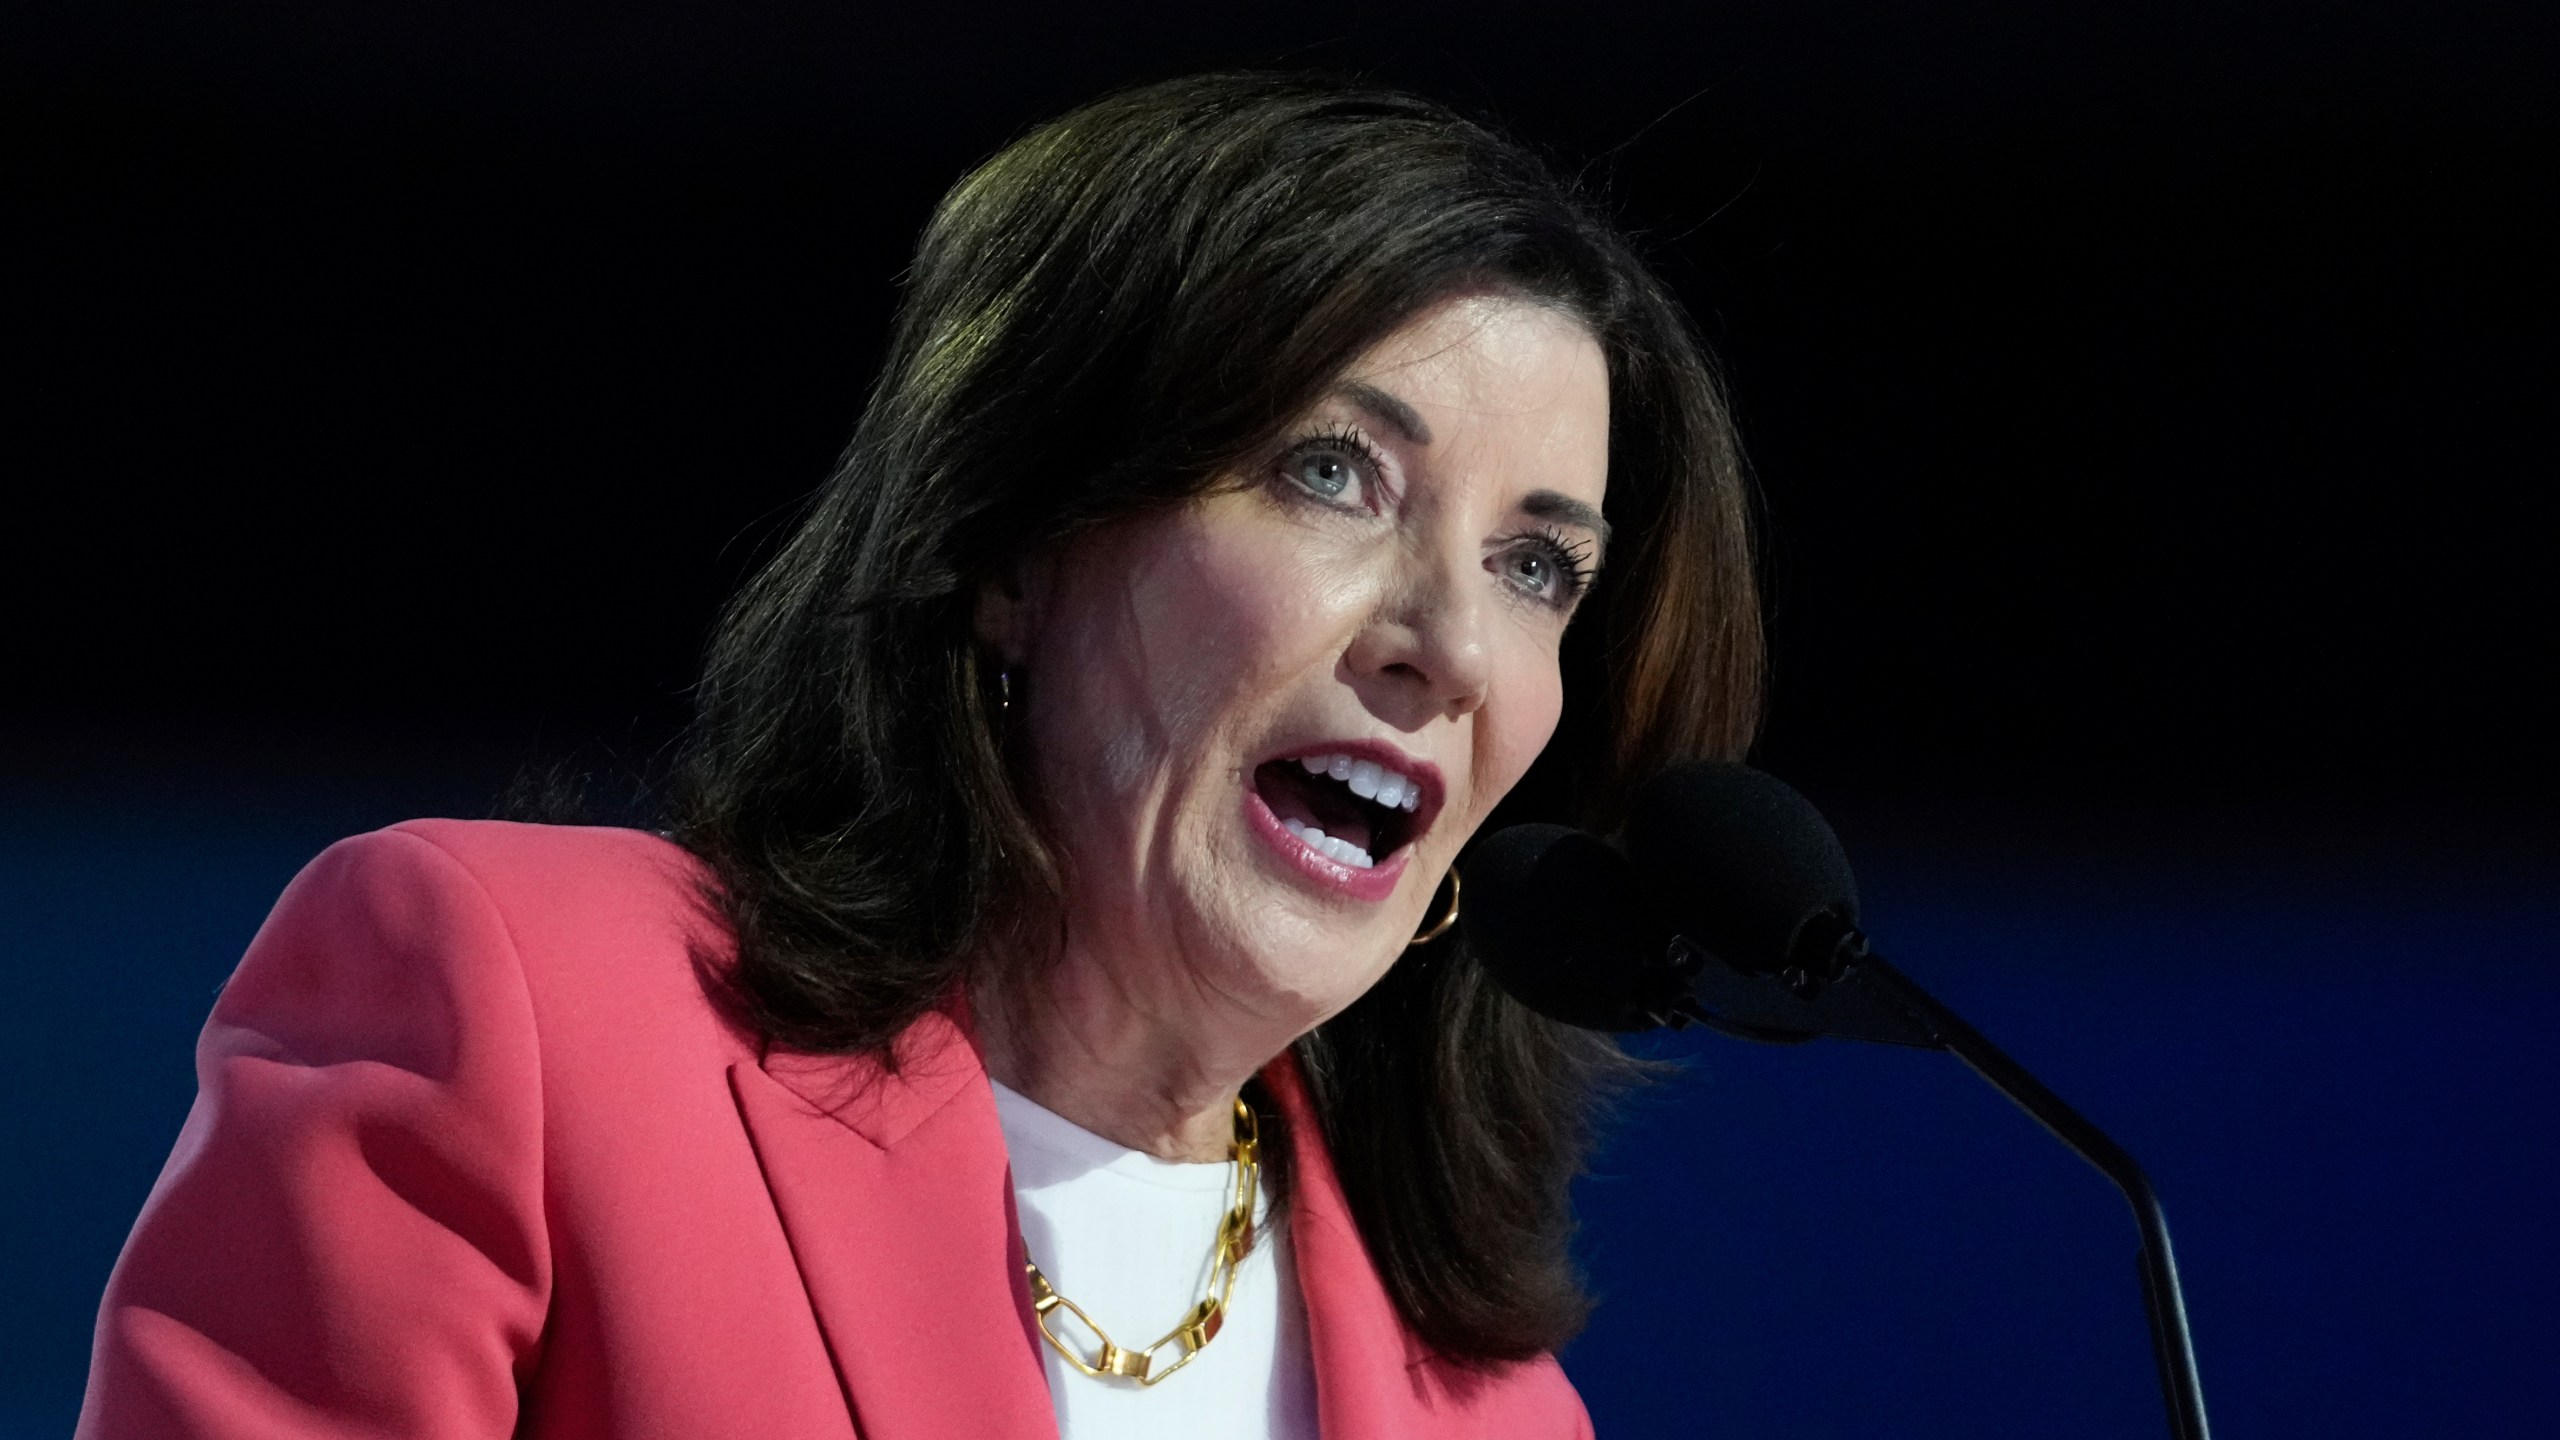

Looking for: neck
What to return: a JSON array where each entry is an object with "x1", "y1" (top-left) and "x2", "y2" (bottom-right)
[{"x1": 972, "y1": 949, "x2": 1300, "y2": 1164}]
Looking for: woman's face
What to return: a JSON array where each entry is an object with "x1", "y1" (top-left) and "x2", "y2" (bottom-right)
[{"x1": 992, "y1": 292, "x2": 1611, "y2": 1033}]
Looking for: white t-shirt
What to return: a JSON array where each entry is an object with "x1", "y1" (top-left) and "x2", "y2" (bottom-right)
[{"x1": 992, "y1": 1080, "x2": 1320, "y2": 1440}]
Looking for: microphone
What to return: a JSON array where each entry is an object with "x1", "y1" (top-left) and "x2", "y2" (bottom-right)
[
  {"x1": 1624, "y1": 758, "x2": 1860, "y2": 982},
  {"x1": 1467, "y1": 761, "x2": 2211, "y2": 1440},
  {"x1": 1463, "y1": 823, "x2": 1688, "y2": 1031},
  {"x1": 1468, "y1": 769, "x2": 1938, "y2": 1048}
]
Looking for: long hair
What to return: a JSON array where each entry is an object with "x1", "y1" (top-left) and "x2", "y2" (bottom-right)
[{"x1": 672, "y1": 71, "x2": 1762, "y2": 1364}]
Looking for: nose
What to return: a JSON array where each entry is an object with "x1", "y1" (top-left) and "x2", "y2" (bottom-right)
[{"x1": 1342, "y1": 544, "x2": 1493, "y2": 729}]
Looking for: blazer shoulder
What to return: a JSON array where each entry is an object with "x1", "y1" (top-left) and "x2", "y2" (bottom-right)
[
  {"x1": 380, "y1": 816, "x2": 706, "y2": 901},
  {"x1": 318, "y1": 820, "x2": 741, "y2": 1050},
  {"x1": 368, "y1": 817, "x2": 717, "y2": 944}
]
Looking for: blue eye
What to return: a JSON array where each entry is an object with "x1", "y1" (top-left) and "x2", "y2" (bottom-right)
[
  {"x1": 1506, "y1": 550, "x2": 1556, "y2": 594},
  {"x1": 1292, "y1": 449, "x2": 1359, "y2": 498},
  {"x1": 1277, "y1": 427, "x2": 1381, "y2": 509},
  {"x1": 1492, "y1": 529, "x2": 1597, "y2": 610}
]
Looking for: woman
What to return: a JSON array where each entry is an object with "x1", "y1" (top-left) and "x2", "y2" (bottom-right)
[{"x1": 79, "y1": 72, "x2": 1760, "y2": 1439}]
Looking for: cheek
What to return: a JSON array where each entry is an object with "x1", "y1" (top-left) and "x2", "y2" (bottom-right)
[
  {"x1": 1134, "y1": 526, "x2": 1344, "y2": 736},
  {"x1": 1466, "y1": 642, "x2": 1568, "y2": 830},
  {"x1": 1034, "y1": 508, "x2": 1364, "y2": 798},
  {"x1": 1137, "y1": 499, "x2": 1386, "y2": 710}
]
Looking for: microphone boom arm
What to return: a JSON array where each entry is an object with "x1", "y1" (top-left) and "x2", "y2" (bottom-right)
[{"x1": 1784, "y1": 940, "x2": 2212, "y2": 1440}]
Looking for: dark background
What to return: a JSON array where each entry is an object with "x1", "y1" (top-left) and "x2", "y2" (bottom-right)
[{"x1": 5, "y1": 2, "x2": 2554, "y2": 1436}]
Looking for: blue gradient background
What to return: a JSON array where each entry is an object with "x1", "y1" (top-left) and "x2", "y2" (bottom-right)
[
  {"x1": 8, "y1": 3, "x2": 2552, "y2": 1434},
  {"x1": 7, "y1": 764, "x2": 2549, "y2": 1437}
]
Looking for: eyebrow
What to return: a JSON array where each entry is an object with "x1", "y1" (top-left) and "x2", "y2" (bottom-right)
[
  {"x1": 1332, "y1": 381, "x2": 1609, "y2": 550},
  {"x1": 1523, "y1": 489, "x2": 1612, "y2": 550},
  {"x1": 1335, "y1": 381, "x2": 1433, "y2": 446}
]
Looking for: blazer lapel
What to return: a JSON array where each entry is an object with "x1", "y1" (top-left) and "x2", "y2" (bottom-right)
[
  {"x1": 730, "y1": 1010, "x2": 1055, "y2": 1440},
  {"x1": 1271, "y1": 1054, "x2": 1591, "y2": 1439},
  {"x1": 1265, "y1": 1052, "x2": 1458, "y2": 1436}
]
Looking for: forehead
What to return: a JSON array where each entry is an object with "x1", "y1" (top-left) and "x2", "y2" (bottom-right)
[{"x1": 1338, "y1": 293, "x2": 1610, "y2": 503}]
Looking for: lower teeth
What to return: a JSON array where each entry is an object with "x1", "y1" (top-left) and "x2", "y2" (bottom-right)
[{"x1": 1280, "y1": 818, "x2": 1374, "y2": 869}]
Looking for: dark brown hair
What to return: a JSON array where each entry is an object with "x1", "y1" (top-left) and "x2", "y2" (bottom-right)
[{"x1": 672, "y1": 71, "x2": 1761, "y2": 1364}]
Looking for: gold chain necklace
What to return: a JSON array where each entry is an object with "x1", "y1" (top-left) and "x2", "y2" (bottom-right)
[{"x1": 1022, "y1": 1097, "x2": 1261, "y2": 1387}]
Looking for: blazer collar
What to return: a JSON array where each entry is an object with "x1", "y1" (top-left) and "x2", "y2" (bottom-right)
[
  {"x1": 731, "y1": 1010, "x2": 1485, "y2": 1440},
  {"x1": 730, "y1": 1006, "x2": 1057, "y2": 1440},
  {"x1": 1265, "y1": 1051, "x2": 1496, "y2": 1436}
]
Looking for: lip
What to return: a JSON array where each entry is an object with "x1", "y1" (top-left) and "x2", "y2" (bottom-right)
[{"x1": 1240, "y1": 737, "x2": 1445, "y2": 904}]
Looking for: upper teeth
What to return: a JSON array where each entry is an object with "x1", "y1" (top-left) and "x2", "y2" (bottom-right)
[{"x1": 1297, "y1": 753, "x2": 1423, "y2": 812}]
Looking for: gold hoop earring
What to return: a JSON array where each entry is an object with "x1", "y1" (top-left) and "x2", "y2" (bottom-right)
[{"x1": 1407, "y1": 866, "x2": 1461, "y2": 948}]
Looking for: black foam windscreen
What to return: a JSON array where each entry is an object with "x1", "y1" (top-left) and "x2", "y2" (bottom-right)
[
  {"x1": 1623, "y1": 761, "x2": 1860, "y2": 975},
  {"x1": 1464, "y1": 823, "x2": 1675, "y2": 1031}
]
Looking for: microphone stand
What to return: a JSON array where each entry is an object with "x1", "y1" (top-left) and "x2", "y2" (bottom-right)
[{"x1": 1670, "y1": 924, "x2": 2211, "y2": 1440}]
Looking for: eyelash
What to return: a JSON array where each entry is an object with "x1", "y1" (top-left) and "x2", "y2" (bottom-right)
[
  {"x1": 1273, "y1": 425, "x2": 1598, "y2": 610},
  {"x1": 1502, "y1": 525, "x2": 1599, "y2": 609},
  {"x1": 1275, "y1": 424, "x2": 1386, "y2": 510}
]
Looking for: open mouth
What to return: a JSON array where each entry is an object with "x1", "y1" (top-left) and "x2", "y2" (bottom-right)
[{"x1": 1250, "y1": 750, "x2": 1433, "y2": 870}]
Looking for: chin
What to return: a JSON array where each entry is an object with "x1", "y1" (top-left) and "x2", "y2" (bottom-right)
[{"x1": 1180, "y1": 846, "x2": 1411, "y2": 1023}]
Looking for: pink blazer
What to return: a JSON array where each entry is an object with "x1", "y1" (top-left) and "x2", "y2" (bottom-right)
[{"x1": 78, "y1": 820, "x2": 1593, "y2": 1439}]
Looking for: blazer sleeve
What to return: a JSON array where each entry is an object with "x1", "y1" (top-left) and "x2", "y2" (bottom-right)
[{"x1": 79, "y1": 827, "x2": 552, "y2": 1440}]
